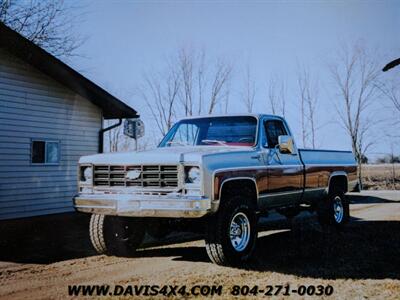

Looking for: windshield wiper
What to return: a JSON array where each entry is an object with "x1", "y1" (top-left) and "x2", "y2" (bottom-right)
[
  {"x1": 166, "y1": 141, "x2": 189, "y2": 146},
  {"x1": 201, "y1": 139, "x2": 227, "y2": 145}
]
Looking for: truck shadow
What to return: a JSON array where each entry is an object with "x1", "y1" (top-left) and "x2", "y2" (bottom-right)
[
  {"x1": 249, "y1": 219, "x2": 400, "y2": 279},
  {"x1": 0, "y1": 212, "x2": 203, "y2": 265},
  {"x1": 141, "y1": 217, "x2": 400, "y2": 280},
  {"x1": 1, "y1": 211, "x2": 399, "y2": 280},
  {"x1": 0, "y1": 213, "x2": 96, "y2": 264},
  {"x1": 349, "y1": 194, "x2": 400, "y2": 204}
]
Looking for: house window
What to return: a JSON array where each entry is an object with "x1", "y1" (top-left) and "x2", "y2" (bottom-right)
[{"x1": 31, "y1": 140, "x2": 60, "y2": 164}]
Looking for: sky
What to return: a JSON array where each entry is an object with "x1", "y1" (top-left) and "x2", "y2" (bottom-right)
[{"x1": 69, "y1": 0, "x2": 400, "y2": 159}]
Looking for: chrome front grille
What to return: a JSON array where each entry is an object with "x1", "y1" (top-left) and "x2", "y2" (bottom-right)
[{"x1": 93, "y1": 165, "x2": 179, "y2": 188}]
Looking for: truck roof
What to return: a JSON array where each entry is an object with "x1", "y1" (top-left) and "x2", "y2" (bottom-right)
[{"x1": 179, "y1": 113, "x2": 284, "y2": 121}]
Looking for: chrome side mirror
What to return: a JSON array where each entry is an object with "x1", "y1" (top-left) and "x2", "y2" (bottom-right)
[{"x1": 278, "y1": 135, "x2": 294, "y2": 154}]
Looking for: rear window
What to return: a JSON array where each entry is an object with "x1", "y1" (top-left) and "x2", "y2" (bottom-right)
[{"x1": 204, "y1": 118, "x2": 257, "y2": 145}]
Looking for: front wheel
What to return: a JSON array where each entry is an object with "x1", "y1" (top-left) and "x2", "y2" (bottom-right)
[
  {"x1": 205, "y1": 196, "x2": 257, "y2": 266},
  {"x1": 89, "y1": 214, "x2": 145, "y2": 256},
  {"x1": 317, "y1": 190, "x2": 349, "y2": 229}
]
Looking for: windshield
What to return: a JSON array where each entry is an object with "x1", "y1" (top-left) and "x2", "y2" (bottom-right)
[{"x1": 159, "y1": 116, "x2": 258, "y2": 147}]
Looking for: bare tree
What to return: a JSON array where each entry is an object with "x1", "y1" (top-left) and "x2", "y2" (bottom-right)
[
  {"x1": 377, "y1": 74, "x2": 400, "y2": 115},
  {"x1": 329, "y1": 43, "x2": 381, "y2": 186},
  {"x1": 241, "y1": 63, "x2": 256, "y2": 113},
  {"x1": 223, "y1": 86, "x2": 230, "y2": 114},
  {"x1": 115, "y1": 132, "x2": 153, "y2": 152},
  {"x1": 208, "y1": 58, "x2": 232, "y2": 114},
  {"x1": 298, "y1": 71, "x2": 308, "y2": 148},
  {"x1": 196, "y1": 49, "x2": 206, "y2": 115},
  {"x1": 279, "y1": 81, "x2": 286, "y2": 118},
  {"x1": 140, "y1": 67, "x2": 180, "y2": 136},
  {"x1": 267, "y1": 78, "x2": 278, "y2": 115},
  {"x1": 267, "y1": 77, "x2": 286, "y2": 117},
  {"x1": 179, "y1": 47, "x2": 194, "y2": 116},
  {"x1": 297, "y1": 67, "x2": 319, "y2": 148},
  {"x1": 107, "y1": 124, "x2": 122, "y2": 152},
  {"x1": 176, "y1": 47, "x2": 231, "y2": 116},
  {"x1": 138, "y1": 47, "x2": 232, "y2": 138},
  {"x1": 0, "y1": 0, "x2": 83, "y2": 58}
]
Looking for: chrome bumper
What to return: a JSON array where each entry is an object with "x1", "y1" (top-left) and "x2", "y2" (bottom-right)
[{"x1": 73, "y1": 193, "x2": 211, "y2": 218}]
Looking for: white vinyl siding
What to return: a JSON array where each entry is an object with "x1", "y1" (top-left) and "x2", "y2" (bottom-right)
[{"x1": 0, "y1": 49, "x2": 102, "y2": 220}]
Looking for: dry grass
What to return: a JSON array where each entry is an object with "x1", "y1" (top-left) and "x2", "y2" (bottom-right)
[{"x1": 362, "y1": 164, "x2": 400, "y2": 190}]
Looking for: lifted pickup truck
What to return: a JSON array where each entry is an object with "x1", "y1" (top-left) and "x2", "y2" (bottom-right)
[{"x1": 74, "y1": 114, "x2": 358, "y2": 266}]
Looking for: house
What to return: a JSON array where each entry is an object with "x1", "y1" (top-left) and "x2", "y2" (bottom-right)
[{"x1": 0, "y1": 23, "x2": 138, "y2": 220}]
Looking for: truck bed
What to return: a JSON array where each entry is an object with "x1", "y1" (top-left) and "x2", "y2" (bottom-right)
[
  {"x1": 299, "y1": 148, "x2": 358, "y2": 200},
  {"x1": 299, "y1": 148, "x2": 357, "y2": 166}
]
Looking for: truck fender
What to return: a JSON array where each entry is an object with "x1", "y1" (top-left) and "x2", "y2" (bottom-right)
[
  {"x1": 327, "y1": 171, "x2": 348, "y2": 194},
  {"x1": 214, "y1": 177, "x2": 259, "y2": 211}
]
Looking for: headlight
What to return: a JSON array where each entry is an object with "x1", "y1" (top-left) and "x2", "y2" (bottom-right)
[
  {"x1": 80, "y1": 166, "x2": 93, "y2": 184},
  {"x1": 187, "y1": 167, "x2": 201, "y2": 184}
]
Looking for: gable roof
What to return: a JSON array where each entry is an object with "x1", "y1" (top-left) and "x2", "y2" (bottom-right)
[{"x1": 0, "y1": 22, "x2": 138, "y2": 119}]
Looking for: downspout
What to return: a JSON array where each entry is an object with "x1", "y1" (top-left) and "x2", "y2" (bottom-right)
[{"x1": 98, "y1": 118, "x2": 122, "y2": 153}]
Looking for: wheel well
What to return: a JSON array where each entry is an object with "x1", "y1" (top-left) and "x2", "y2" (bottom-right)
[
  {"x1": 220, "y1": 179, "x2": 258, "y2": 209},
  {"x1": 329, "y1": 175, "x2": 348, "y2": 194}
]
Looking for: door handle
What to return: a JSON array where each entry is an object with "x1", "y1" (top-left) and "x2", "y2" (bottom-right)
[{"x1": 251, "y1": 154, "x2": 261, "y2": 160}]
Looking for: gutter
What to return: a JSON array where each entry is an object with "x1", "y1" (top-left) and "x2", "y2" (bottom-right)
[{"x1": 98, "y1": 119, "x2": 122, "y2": 153}]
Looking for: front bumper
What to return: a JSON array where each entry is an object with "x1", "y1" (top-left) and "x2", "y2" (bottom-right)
[{"x1": 73, "y1": 193, "x2": 211, "y2": 218}]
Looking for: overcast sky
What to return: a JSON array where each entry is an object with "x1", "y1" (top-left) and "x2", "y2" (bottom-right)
[{"x1": 70, "y1": 1, "x2": 400, "y2": 158}]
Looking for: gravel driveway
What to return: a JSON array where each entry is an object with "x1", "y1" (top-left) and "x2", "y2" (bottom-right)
[{"x1": 0, "y1": 190, "x2": 399, "y2": 299}]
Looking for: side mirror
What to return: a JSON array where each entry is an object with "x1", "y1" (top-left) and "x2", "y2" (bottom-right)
[
  {"x1": 278, "y1": 135, "x2": 294, "y2": 154},
  {"x1": 124, "y1": 118, "x2": 145, "y2": 139}
]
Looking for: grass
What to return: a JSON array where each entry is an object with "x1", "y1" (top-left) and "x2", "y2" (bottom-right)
[{"x1": 362, "y1": 164, "x2": 400, "y2": 190}]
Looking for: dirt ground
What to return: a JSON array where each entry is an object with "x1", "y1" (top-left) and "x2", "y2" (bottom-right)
[{"x1": 0, "y1": 190, "x2": 399, "y2": 299}]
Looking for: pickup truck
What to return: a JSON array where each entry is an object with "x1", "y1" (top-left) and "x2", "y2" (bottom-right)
[{"x1": 74, "y1": 114, "x2": 358, "y2": 266}]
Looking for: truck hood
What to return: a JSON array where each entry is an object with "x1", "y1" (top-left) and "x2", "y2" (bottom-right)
[{"x1": 79, "y1": 146, "x2": 253, "y2": 165}]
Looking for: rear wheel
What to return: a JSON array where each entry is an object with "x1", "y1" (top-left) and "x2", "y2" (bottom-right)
[
  {"x1": 205, "y1": 195, "x2": 257, "y2": 266},
  {"x1": 317, "y1": 190, "x2": 349, "y2": 229},
  {"x1": 89, "y1": 214, "x2": 145, "y2": 256},
  {"x1": 353, "y1": 181, "x2": 362, "y2": 192}
]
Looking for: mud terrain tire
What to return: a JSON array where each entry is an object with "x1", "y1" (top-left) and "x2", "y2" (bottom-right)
[
  {"x1": 317, "y1": 189, "x2": 349, "y2": 229},
  {"x1": 89, "y1": 214, "x2": 145, "y2": 256},
  {"x1": 205, "y1": 195, "x2": 257, "y2": 266}
]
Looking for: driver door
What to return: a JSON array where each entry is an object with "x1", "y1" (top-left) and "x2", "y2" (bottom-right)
[{"x1": 259, "y1": 118, "x2": 304, "y2": 208}]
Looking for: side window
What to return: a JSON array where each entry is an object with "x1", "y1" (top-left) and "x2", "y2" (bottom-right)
[
  {"x1": 31, "y1": 140, "x2": 60, "y2": 164},
  {"x1": 264, "y1": 120, "x2": 287, "y2": 148}
]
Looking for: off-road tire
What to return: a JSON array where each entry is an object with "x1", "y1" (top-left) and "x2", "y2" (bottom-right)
[
  {"x1": 317, "y1": 189, "x2": 349, "y2": 229},
  {"x1": 353, "y1": 181, "x2": 362, "y2": 192},
  {"x1": 89, "y1": 214, "x2": 145, "y2": 256},
  {"x1": 205, "y1": 195, "x2": 257, "y2": 266},
  {"x1": 89, "y1": 214, "x2": 107, "y2": 254}
]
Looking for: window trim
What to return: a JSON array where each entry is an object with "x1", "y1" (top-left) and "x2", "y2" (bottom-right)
[{"x1": 30, "y1": 139, "x2": 61, "y2": 165}]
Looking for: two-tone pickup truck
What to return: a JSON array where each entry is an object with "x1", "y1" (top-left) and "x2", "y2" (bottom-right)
[{"x1": 74, "y1": 114, "x2": 358, "y2": 266}]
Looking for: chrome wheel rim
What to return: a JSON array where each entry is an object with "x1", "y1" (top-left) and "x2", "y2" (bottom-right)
[
  {"x1": 229, "y1": 212, "x2": 250, "y2": 252},
  {"x1": 333, "y1": 196, "x2": 344, "y2": 223}
]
